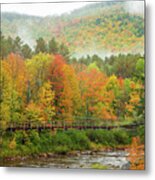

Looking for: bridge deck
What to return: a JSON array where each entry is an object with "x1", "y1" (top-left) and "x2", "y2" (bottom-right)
[{"x1": 6, "y1": 122, "x2": 144, "y2": 131}]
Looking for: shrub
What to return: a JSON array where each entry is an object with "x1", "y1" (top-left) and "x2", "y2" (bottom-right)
[
  {"x1": 86, "y1": 129, "x2": 115, "y2": 147},
  {"x1": 112, "y1": 128, "x2": 130, "y2": 145},
  {"x1": 39, "y1": 130, "x2": 53, "y2": 151},
  {"x1": 15, "y1": 131, "x2": 29, "y2": 145},
  {"x1": 137, "y1": 125, "x2": 144, "y2": 143},
  {"x1": 19, "y1": 145, "x2": 32, "y2": 155},
  {"x1": 53, "y1": 145, "x2": 69, "y2": 154},
  {"x1": 52, "y1": 132, "x2": 72, "y2": 149},
  {"x1": 28, "y1": 130, "x2": 40, "y2": 145},
  {"x1": 9, "y1": 138, "x2": 16, "y2": 149},
  {"x1": 65, "y1": 130, "x2": 90, "y2": 150}
]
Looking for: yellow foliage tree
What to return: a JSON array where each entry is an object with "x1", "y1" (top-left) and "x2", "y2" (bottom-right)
[{"x1": 38, "y1": 81, "x2": 55, "y2": 122}]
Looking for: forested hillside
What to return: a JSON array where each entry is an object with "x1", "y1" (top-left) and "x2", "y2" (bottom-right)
[
  {"x1": 1, "y1": 1, "x2": 144, "y2": 58},
  {"x1": 0, "y1": 2, "x2": 144, "y2": 169}
]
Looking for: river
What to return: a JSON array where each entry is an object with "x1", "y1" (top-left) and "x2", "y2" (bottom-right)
[{"x1": 1, "y1": 150, "x2": 130, "y2": 169}]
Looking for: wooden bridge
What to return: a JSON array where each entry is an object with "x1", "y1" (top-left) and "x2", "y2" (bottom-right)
[{"x1": 6, "y1": 120, "x2": 144, "y2": 132}]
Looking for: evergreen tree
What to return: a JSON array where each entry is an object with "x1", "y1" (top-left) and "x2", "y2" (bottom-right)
[
  {"x1": 48, "y1": 37, "x2": 58, "y2": 54},
  {"x1": 58, "y1": 43, "x2": 70, "y2": 61},
  {"x1": 35, "y1": 37, "x2": 47, "y2": 54},
  {"x1": 12, "y1": 36, "x2": 23, "y2": 54},
  {"x1": 21, "y1": 44, "x2": 32, "y2": 59}
]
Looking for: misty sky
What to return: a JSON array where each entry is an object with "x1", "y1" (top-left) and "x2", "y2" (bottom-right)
[
  {"x1": 1, "y1": 1, "x2": 97, "y2": 16},
  {"x1": 1, "y1": 0, "x2": 144, "y2": 17}
]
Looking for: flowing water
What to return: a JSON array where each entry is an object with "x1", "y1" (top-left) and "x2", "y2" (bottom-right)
[{"x1": 1, "y1": 150, "x2": 130, "y2": 169}]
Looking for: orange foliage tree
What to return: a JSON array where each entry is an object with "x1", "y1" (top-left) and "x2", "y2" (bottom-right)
[
  {"x1": 128, "y1": 137, "x2": 144, "y2": 170},
  {"x1": 1, "y1": 54, "x2": 27, "y2": 124},
  {"x1": 48, "y1": 54, "x2": 81, "y2": 122},
  {"x1": 5, "y1": 53, "x2": 27, "y2": 102},
  {"x1": 78, "y1": 64, "x2": 117, "y2": 123}
]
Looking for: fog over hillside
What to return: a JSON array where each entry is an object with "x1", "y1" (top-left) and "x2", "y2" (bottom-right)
[{"x1": 1, "y1": 1, "x2": 144, "y2": 58}]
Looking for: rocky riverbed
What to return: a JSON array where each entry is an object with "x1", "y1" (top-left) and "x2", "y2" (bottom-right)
[{"x1": 0, "y1": 150, "x2": 130, "y2": 170}]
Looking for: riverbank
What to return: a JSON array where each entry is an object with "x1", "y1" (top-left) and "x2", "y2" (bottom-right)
[
  {"x1": 0, "y1": 129, "x2": 132, "y2": 158},
  {"x1": 0, "y1": 149, "x2": 130, "y2": 169},
  {"x1": 0, "y1": 128, "x2": 144, "y2": 169},
  {"x1": 1, "y1": 144, "x2": 129, "y2": 161}
]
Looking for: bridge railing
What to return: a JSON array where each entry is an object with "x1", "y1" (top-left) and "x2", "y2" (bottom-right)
[{"x1": 5, "y1": 118, "x2": 144, "y2": 131}]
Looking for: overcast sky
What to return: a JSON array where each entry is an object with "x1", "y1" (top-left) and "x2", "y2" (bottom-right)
[
  {"x1": 1, "y1": 1, "x2": 97, "y2": 16},
  {"x1": 1, "y1": 0, "x2": 144, "y2": 17}
]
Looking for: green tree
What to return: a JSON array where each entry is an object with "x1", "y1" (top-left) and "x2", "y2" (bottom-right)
[
  {"x1": 48, "y1": 37, "x2": 58, "y2": 54},
  {"x1": 58, "y1": 43, "x2": 70, "y2": 61},
  {"x1": 0, "y1": 34, "x2": 14, "y2": 59},
  {"x1": 21, "y1": 44, "x2": 32, "y2": 59},
  {"x1": 12, "y1": 36, "x2": 23, "y2": 54},
  {"x1": 35, "y1": 37, "x2": 47, "y2": 54},
  {"x1": 134, "y1": 58, "x2": 145, "y2": 120},
  {"x1": 135, "y1": 58, "x2": 144, "y2": 83}
]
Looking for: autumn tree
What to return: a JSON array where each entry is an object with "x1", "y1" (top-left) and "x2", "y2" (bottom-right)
[
  {"x1": 38, "y1": 81, "x2": 55, "y2": 122},
  {"x1": 25, "y1": 101, "x2": 42, "y2": 123},
  {"x1": 5, "y1": 53, "x2": 27, "y2": 100},
  {"x1": 78, "y1": 63, "x2": 117, "y2": 124},
  {"x1": 128, "y1": 137, "x2": 144, "y2": 170},
  {"x1": 60, "y1": 64, "x2": 81, "y2": 122},
  {"x1": 48, "y1": 54, "x2": 81, "y2": 122},
  {"x1": 26, "y1": 53, "x2": 53, "y2": 102},
  {"x1": 48, "y1": 54, "x2": 66, "y2": 117},
  {"x1": 125, "y1": 80, "x2": 143, "y2": 122},
  {"x1": 0, "y1": 61, "x2": 13, "y2": 127},
  {"x1": 0, "y1": 55, "x2": 25, "y2": 126}
]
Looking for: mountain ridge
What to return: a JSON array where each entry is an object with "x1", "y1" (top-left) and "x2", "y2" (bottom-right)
[{"x1": 1, "y1": 2, "x2": 144, "y2": 58}]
